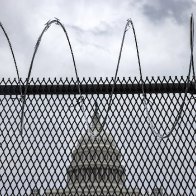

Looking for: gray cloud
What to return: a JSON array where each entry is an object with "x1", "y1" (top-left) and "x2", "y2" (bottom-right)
[
  {"x1": 90, "y1": 21, "x2": 114, "y2": 36},
  {"x1": 67, "y1": 21, "x2": 114, "y2": 37},
  {"x1": 67, "y1": 22, "x2": 114, "y2": 52},
  {"x1": 141, "y1": 0, "x2": 194, "y2": 24}
]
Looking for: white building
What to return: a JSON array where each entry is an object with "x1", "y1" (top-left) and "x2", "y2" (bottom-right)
[{"x1": 46, "y1": 105, "x2": 139, "y2": 195}]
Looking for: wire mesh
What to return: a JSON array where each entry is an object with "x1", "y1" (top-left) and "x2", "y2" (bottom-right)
[{"x1": 0, "y1": 77, "x2": 195, "y2": 196}]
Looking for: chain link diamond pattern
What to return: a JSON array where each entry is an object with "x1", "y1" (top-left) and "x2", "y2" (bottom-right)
[{"x1": 0, "y1": 77, "x2": 195, "y2": 195}]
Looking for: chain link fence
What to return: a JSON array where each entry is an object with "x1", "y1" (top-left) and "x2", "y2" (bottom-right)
[{"x1": 0, "y1": 77, "x2": 195, "y2": 195}]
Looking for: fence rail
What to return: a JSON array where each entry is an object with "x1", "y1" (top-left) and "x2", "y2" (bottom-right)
[{"x1": 0, "y1": 77, "x2": 195, "y2": 95}]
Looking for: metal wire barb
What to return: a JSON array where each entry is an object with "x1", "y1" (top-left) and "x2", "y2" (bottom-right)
[
  {"x1": 107, "y1": 15, "x2": 195, "y2": 139},
  {"x1": 0, "y1": 21, "x2": 22, "y2": 97},
  {"x1": 20, "y1": 18, "x2": 89, "y2": 135}
]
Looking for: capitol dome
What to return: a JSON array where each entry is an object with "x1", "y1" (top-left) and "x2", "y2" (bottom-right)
[
  {"x1": 46, "y1": 103, "x2": 138, "y2": 195},
  {"x1": 63, "y1": 103, "x2": 130, "y2": 195}
]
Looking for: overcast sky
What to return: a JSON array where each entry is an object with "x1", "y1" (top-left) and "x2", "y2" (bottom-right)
[{"x1": 0, "y1": 0, "x2": 196, "y2": 79}]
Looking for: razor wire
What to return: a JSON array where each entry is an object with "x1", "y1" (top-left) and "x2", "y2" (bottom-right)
[
  {"x1": 104, "y1": 15, "x2": 195, "y2": 139},
  {"x1": 1, "y1": 17, "x2": 195, "y2": 138},
  {"x1": 145, "y1": 14, "x2": 195, "y2": 139},
  {"x1": 88, "y1": 20, "x2": 132, "y2": 138},
  {"x1": 0, "y1": 22, "x2": 22, "y2": 97},
  {"x1": 98, "y1": 19, "x2": 132, "y2": 136},
  {"x1": 20, "y1": 18, "x2": 89, "y2": 135}
]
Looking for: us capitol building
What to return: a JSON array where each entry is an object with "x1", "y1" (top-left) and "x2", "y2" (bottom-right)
[
  {"x1": 45, "y1": 105, "x2": 141, "y2": 195},
  {"x1": 30, "y1": 105, "x2": 166, "y2": 195}
]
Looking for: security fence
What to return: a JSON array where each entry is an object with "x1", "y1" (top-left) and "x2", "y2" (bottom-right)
[{"x1": 0, "y1": 77, "x2": 195, "y2": 195}]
